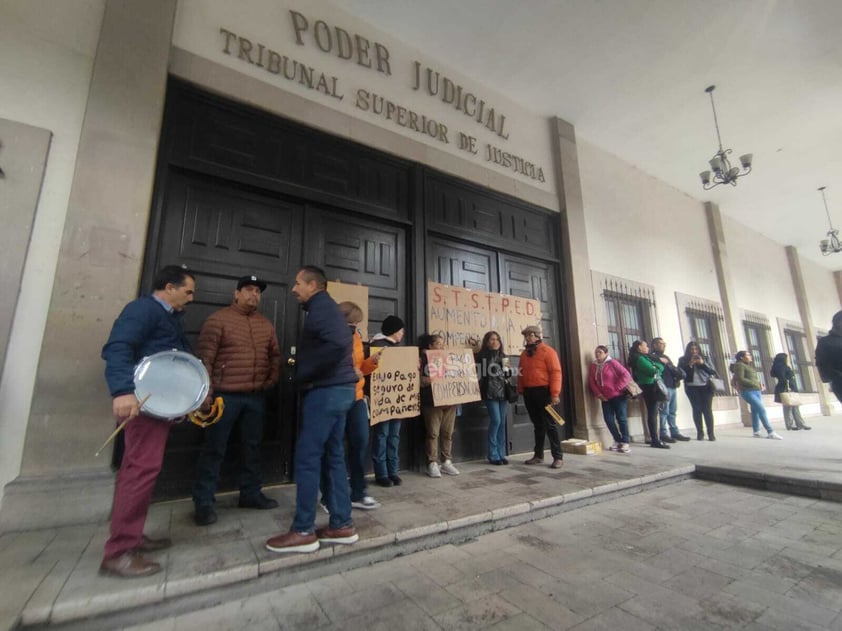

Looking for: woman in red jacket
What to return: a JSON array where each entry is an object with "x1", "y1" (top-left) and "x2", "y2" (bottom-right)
[{"x1": 518, "y1": 325, "x2": 564, "y2": 469}]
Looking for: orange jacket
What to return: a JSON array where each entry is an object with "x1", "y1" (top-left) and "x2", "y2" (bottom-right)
[
  {"x1": 353, "y1": 330, "x2": 378, "y2": 401},
  {"x1": 518, "y1": 343, "x2": 562, "y2": 398}
]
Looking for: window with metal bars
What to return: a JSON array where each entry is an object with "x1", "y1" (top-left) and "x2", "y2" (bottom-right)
[
  {"x1": 743, "y1": 321, "x2": 773, "y2": 390},
  {"x1": 783, "y1": 329, "x2": 815, "y2": 393},
  {"x1": 604, "y1": 293, "x2": 650, "y2": 366},
  {"x1": 686, "y1": 309, "x2": 728, "y2": 391}
]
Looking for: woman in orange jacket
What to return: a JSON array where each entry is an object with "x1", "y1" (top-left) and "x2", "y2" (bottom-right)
[{"x1": 518, "y1": 325, "x2": 564, "y2": 469}]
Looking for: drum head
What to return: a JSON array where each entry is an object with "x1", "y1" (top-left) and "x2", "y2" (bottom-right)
[{"x1": 133, "y1": 350, "x2": 209, "y2": 420}]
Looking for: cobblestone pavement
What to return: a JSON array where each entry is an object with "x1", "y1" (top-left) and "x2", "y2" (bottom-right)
[{"x1": 123, "y1": 478, "x2": 842, "y2": 631}]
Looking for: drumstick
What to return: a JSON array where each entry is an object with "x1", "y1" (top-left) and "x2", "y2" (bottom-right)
[{"x1": 95, "y1": 394, "x2": 152, "y2": 457}]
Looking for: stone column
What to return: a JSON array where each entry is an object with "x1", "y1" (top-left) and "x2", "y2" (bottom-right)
[
  {"x1": 550, "y1": 118, "x2": 603, "y2": 443},
  {"x1": 0, "y1": 0, "x2": 176, "y2": 531},
  {"x1": 786, "y1": 246, "x2": 832, "y2": 416},
  {"x1": 704, "y1": 202, "x2": 750, "y2": 425}
]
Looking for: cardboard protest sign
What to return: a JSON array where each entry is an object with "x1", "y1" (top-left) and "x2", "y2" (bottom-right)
[
  {"x1": 327, "y1": 281, "x2": 369, "y2": 341},
  {"x1": 369, "y1": 346, "x2": 421, "y2": 425},
  {"x1": 425, "y1": 348, "x2": 482, "y2": 406},
  {"x1": 427, "y1": 281, "x2": 541, "y2": 354}
]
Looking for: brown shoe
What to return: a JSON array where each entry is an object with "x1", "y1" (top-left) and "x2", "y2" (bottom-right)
[
  {"x1": 137, "y1": 534, "x2": 172, "y2": 553},
  {"x1": 265, "y1": 531, "x2": 319, "y2": 553},
  {"x1": 99, "y1": 552, "x2": 161, "y2": 578},
  {"x1": 315, "y1": 525, "x2": 359, "y2": 545},
  {"x1": 524, "y1": 456, "x2": 544, "y2": 465},
  {"x1": 550, "y1": 459, "x2": 564, "y2": 469}
]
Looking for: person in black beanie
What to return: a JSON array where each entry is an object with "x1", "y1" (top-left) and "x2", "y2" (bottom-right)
[{"x1": 369, "y1": 315, "x2": 406, "y2": 487}]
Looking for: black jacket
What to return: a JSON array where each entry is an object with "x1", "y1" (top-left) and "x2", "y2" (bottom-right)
[
  {"x1": 770, "y1": 360, "x2": 798, "y2": 403},
  {"x1": 295, "y1": 290, "x2": 356, "y2": 389},
  {"x1": 816, "y1": 331, "x2": 842, "y2": 383},
  {"x1": 475, "y1": 347, "x2": 510, "y2": 401},
  {"x1": 650, "y1": 351, "x2": 685, "y2": 388}
]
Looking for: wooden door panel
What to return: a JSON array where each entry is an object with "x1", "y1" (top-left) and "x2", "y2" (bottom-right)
[
  {"x1": 315, "y1": 209, "x2": 405, "y2": 334},
  {"x1": 151, "y1": 171, "x2": 303, "y2": 499},
  {"x1": 427, "y1": 238, "x2": 498, "y2": 462},
  {"x1": 306, "y1": 208, "x2": 410, "y2": 469},
  {"x1": 500, "y1": 255, "x2": 566, "y2": 451}
]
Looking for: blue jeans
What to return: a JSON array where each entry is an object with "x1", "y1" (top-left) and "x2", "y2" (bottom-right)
[
  {"x1": 321, "y1": 398, "x2": 370, "y2": 503},
  {"x1": 658, "y1": 387, "x2": 678, "y2": 438},
  {"x1": 192, "y1": 392, "x2": 266, "y2": 507},
  {"x1": 740, "y1": 389, "x2": 773, "y2": 433},
  {"x1": 600, "y1": 395, "x2": 629, "y2": 443},
  {"x1": 484, "y1": 399, "x2": 508, "y2": 461},
  {"x1": 372, "y1": 419, "x2": 401, "y2": 479},
  {"x1": 292, "y1": 385, "x2": 356, "y2": 533}
]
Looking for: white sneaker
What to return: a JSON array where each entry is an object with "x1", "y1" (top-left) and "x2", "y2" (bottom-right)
[
  {"x1": 619, "y1": 443, "x2": 631, "y2": 453},
  {"x1": 441, "y1": 460, "x2": 460, "y2": 475},
  {"x1": 608, "y1": 442, "x2": 620, "y2": 451},
  {"x1": 752, "y1": 431, "x2": 764, "y2": 438},
  {"x1": 351, "y1": 496, "x2": 381, "y2": 510},
  {"x1": 767, "y1": 431, "x2": 783, "y2": 440},
  {"x1": 427, "y1": 461, "x2": 441, "y2": 478}
]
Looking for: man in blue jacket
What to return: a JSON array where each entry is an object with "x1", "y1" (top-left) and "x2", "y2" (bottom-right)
[
  {"x1": 99, "y1": 265, "x2": 195, "y2": 578},
  {"x1": 266, "y1": 265, "x2": 358, "y2": 553}
]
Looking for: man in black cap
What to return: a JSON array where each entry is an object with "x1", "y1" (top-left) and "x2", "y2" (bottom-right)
[
  {"x1": 816, "y1": 310, "x2": 842, "y2": 404},
  {"x1": 369, "y1": 315, "x2": 406, "y2": 486},
  {"x1": 192, "y1": 275, "x2": 281, "y2": 525}
]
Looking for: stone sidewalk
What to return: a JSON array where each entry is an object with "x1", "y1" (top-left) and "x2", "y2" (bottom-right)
[
  {"x1": 121, "y1": 478, "x2": 842, "y2": 631},
  {"x1": 3, "y1": 414, "x2": 842, "y2": 630}
]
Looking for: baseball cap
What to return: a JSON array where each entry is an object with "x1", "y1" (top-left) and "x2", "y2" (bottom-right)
[{"x1": 236, "y1": 275, "x2": 267, "y2": 291}]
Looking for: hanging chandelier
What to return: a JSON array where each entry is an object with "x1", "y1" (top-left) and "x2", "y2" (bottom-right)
[
  {"x1": 699, "y1": 85, "x2": 752, "y2": 189},
  {"x1": 818, "y1": 187, "x2": 842, "y2": 255}
]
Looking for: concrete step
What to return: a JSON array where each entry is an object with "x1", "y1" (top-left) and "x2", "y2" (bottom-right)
[{"x1": 17, "y1": 465, "x2": 695, "y2": 630}]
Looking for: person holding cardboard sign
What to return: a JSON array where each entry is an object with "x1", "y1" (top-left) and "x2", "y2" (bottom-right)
[
  {"x1": 420, "y1": 334, "x2": 460, "y2": 477},
  {"x1": 518, "y1": 325, "x2": 564, "y2": 469},
  {"x1": 370, "y1": 315, "x2": 406, "y2": 487}
]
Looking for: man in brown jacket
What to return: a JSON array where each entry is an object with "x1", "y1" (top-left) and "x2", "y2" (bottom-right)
[{"x1": 192, "y1": 275, "x2": 282, "y2": 525}]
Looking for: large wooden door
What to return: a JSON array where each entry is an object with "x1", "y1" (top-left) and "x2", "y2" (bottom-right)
[
  {"x1": 306, "y1": 207, "x2": 412, "y2": 467},
  {"x1": 427, "y1": 238, "x2": 564, "y2": 460},
  {"x1": 499, "y1": 253, "x2": 563, "y2": 452},
  {"x1": 149, "y1": 170, "x2": 303, "y2": 499},
  {"x1": 428, "y1": 238, "x2": 496, "y2": 461}
]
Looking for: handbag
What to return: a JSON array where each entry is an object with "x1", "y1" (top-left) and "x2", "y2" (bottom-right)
[
  {"x1": 653, "y1": 374, "x2": 669, "y2": 401},
  {"x1": 780, "y1": 382, "x2": 800, "y2": 406},
  {"x1": 504, "y1": 381, "x2": 519, "y2": 404},
  {"x1": 624, "y1": 380, "x2": 642, "y2": 398},
  {"x1": 780, "y1": 392, "x2": 800, "y2": 406},
  {"x1": 708, "y1": 377, "x2": 726, "y2": 393}
]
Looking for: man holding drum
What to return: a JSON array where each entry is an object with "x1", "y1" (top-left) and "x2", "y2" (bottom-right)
[
  {"x1": 100, "y1": 265, "x2": 195, "y2": 578},
  {"x1": 192, "y1": 275, "x2": 282, "y2": 526}
]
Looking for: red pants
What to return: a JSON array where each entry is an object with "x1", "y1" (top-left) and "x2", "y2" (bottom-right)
[{"x1": 103, "y1": 413, "x2": 171, "y2": 559}]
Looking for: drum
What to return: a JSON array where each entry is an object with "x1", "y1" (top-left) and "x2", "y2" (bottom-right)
[{"x1": 133, "y1": 350, "x2": 209, "y2": 420}]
